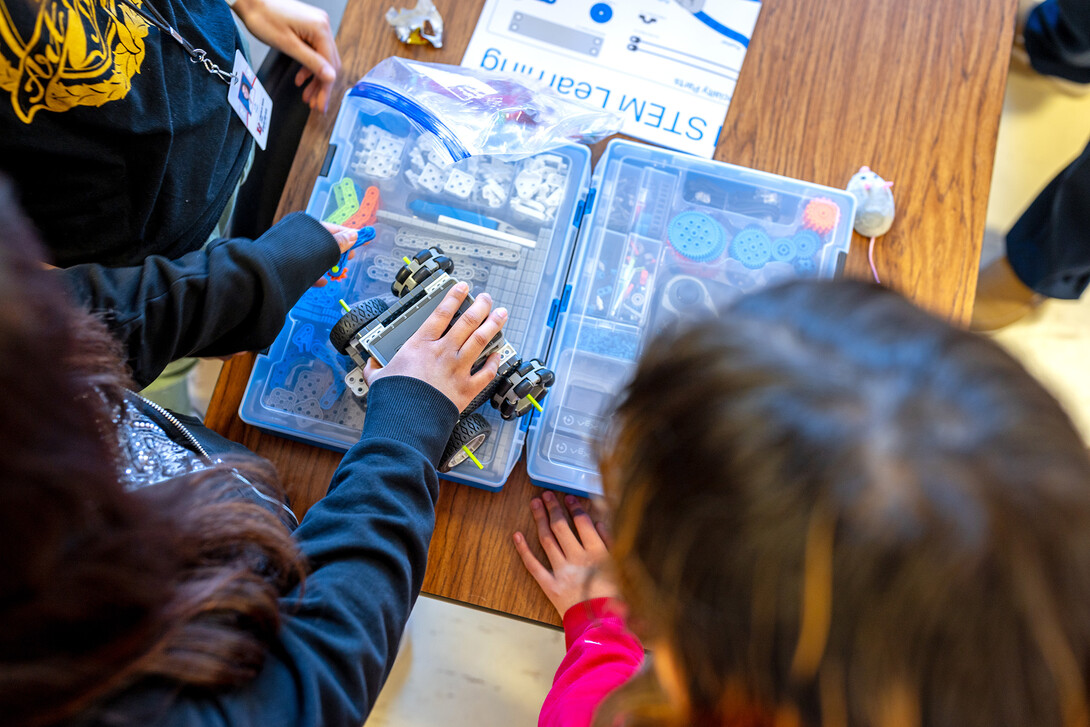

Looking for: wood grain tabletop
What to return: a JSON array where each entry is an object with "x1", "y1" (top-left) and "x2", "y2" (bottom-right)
[{"x1": 206, "y1": 0, "x2": 1017, "y2": 625}]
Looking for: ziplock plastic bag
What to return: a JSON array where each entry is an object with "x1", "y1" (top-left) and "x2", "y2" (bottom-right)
[{"x1": 350, "y1": 57, "x2": 622, "y2": 163}]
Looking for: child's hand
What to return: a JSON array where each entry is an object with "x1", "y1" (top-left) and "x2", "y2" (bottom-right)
[
  {"x1": 232, "y1": 0, "x2": 340, "y2": 112},
  {"x1": 312, "y1": 222, "x2": 360, "y2": 288},
  {"x1": 363, "y1": 282, "x2": 508, "y2": 412},
  {"x1": 514, "y1": 491, "x2": 619, "y2": 617},
  {"x1": 321, "y1": 221, "x2": 359, "y2": 254}
]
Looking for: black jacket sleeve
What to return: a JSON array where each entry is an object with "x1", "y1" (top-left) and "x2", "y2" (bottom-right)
[
  {"x1": 121, "y1": 375, "x2": 460, "y2": 727},
  {"x1": 58, "y1": 212, "x2": 340, "y2": 387}
]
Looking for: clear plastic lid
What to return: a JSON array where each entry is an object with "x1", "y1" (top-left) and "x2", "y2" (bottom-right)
[
  {"x1": 240, "y1": 91, "x2": 590, "y2": 490},
  {"x1": 527, "y1": 140, "x2": 857, "y2": 496}
]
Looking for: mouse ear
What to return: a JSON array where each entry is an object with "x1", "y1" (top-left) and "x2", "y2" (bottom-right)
[{"x1": 860, "y1": 165, "x2": 871, "y2": 173}]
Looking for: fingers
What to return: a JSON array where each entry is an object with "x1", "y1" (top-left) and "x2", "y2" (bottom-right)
[
  {"x1": 320, "y1": 222, "x2": 358, "y2": 253},
  {"x1": 280, "y1": 34, "x2": 335, "y2": 111},
  {"x1": 446, "y1": 292, "x2": 494, "y2": 349},
  {"x1": 565, "y1": 494, "x2": 608, "y2": 555},
  {"x1": 459, "y1": 305, "x2": 507, "y2": 361},
  {"x1": 467, "y1": 351, "x2": 501, "y2": 394},
  {"x1": 531, "y1": 497, "x2": 566, "y2": 569},
  {"x1": 513, "y1": 531, "x2": 555, "y2": 589},
  {"x1": 416, "y1": 282, "x2": 469, "y2": 340},
  {"x1": 541, "y1": 491, "x2": 582, "y2": 555},
  {"x1": 294, "y1": 6, "x2": 339, "y2": 80},
  {"x1": 311, "y1": 17, "x2": 340, "y2": 78},
  {"x1": 295, "y1": 13, "x2": 338, "y2": 112},
  {"x1": 281, "y1": 29, "x2": 335, "y2": 88},
  {"x1": 304, "y1": 13, "x2": 340, "y2": 112},
  {"x1": 307, "y1": 75, "x2": 335, "y2": 113},
  {"x1": 296, "y1": 65, "x2": 329, "y2": 112}
]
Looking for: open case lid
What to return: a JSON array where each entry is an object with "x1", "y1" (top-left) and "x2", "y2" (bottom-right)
[
  {"x1": 239, "y1": 89, "x2": 591, "y2": 491},
  {"x1": 526, "y1": 139, "x2": 857, "y2": 497}
]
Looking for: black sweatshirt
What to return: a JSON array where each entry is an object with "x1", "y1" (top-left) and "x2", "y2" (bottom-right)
[
  {"x1": 76, "y1": 376, "x2": 458, "y2": 727},
  {"x1": 0, "y1": 0, "x2": 251, "y2": 267},
  {"x1": 61, "y1": 212, "x2": 336, "y2": 388},
  {"x1": 60, "y1": 213, "x2": 463, "y2": 725}
]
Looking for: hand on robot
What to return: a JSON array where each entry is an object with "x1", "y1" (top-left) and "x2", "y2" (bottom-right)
[{"x1": 362, "y1": 282, "x2": 509, "y2": 411}]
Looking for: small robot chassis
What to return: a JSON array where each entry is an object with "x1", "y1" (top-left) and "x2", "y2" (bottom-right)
[{"x1": 330, "y1": 246, "x2": 556, "y2": 473}]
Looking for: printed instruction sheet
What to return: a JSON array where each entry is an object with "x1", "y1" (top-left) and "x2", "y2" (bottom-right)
[{"x1": 462, "y1": 0, "x2": 763, "y2": 158}]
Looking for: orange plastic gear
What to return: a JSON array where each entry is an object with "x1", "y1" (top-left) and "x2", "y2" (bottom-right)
[{"x1": 802, "y1": 198, "x2": 839, "y2": 235}]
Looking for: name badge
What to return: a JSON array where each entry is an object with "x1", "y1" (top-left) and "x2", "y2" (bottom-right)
[{"x1": 228, "y1": 50, "x2": 272, "y2": 150}]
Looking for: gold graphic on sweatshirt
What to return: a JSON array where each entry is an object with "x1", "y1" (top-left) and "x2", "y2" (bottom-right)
[{"x1": 0, "y1": 0, "x2": 148, "y2": 123}]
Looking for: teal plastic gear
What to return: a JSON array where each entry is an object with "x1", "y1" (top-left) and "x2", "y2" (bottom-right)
[
  {"x1": 729, "y1": 225, "x2": 773, "y2": 269},
  {"x1": 793, "y1": 230, "x2": 821, "y2": 258},
  {"x1": 771, "y1": 237, "x2": 797, "y2": 262},
  {"x1": 667, "y1": 211, "x2": 727, "y2": 262},
  {"x1": 794, "y1": 257, "x2": 817, "y2": 277}
]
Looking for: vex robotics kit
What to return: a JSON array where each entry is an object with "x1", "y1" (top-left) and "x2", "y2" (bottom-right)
[{"x1": 240, "y1": 63, "x2": 856, "y2": 495}]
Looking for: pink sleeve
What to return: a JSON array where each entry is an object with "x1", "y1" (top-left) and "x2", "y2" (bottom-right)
[{"x1": 539, "y1": 598, "x2": 646, "y2": 727}]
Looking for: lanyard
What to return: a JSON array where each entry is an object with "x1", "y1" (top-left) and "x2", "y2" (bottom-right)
[{"x1": 118, "y1": 0, "x2": 235, "y2": 85}]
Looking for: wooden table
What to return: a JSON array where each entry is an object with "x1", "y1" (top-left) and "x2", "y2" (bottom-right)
[{"x1": 207, "y1": 0, "x2": 1016, "y2": 625}]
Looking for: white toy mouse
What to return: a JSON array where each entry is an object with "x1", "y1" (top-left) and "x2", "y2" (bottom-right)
[
  {"x1": 846, "y1": 166, "x2": 895, "y2": 237},
  {"x1": 846, "y1": 166, "x2": 895, "y2": 283}
]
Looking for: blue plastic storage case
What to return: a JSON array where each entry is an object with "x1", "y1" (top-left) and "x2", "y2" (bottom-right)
[{"x1": 240, "y1": 89, "x2": 856, "y2": 494}]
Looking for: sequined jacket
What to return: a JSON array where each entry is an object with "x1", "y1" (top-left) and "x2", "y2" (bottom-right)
[
  {"x1": 54, "y1": 214, "x2": 465, "y2": 725},
  {"x1": 61, "y1": 211, "x2": 341, "y2": 492}
]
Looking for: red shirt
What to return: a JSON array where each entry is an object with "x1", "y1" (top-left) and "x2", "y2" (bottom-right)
[{"x1": 540, "y1": 598, "x2": 646, "y2": 727}]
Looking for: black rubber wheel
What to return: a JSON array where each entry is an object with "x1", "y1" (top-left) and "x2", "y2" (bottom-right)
[
  {"x1": 460, "y1": 369, "x2": 509, "y2": 418},
  {"x1": 493, "y1": 359, "x2": 556, "y2": 420},
  {"x1": 439, "y1": 413, "x2": 492, "y2": 473},
  {"x1": 392, "y1": 247, "x2": 455, "y2": 298},
  {"x1": 329, "y1": 297, "x2": 389, "y2": 354}
]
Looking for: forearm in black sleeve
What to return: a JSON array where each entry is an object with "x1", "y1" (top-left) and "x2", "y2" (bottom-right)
[
  {"x1": 58, "y1": 212, "x2": 340, "y2": 387},
  {"x1": 152, "y1": 376, "x2": 461, "y2": 727}
]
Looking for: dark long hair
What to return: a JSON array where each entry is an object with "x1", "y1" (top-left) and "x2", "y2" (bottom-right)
[
  {"x1": 597, "y1": 281, "x2": 1090, "y2": 727},
  {"x1": 0, "y1": 177, "x2": 306, "y2": 726}
]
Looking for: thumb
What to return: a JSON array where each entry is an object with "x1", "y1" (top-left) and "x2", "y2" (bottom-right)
[{"x1": 361, "y1": 357, "x2": 383, "y2": 385}]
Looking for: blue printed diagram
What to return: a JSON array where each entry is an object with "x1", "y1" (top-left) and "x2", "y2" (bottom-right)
[
  {"x1": 465, "y1": 0, "x2": 764, "y2": 158},
  {"x1": 672, "y1": 0, "x2": 756, "y2": 48},
  {"x1": 590, "y1": 3, "x2": 612, "y2": 23}
]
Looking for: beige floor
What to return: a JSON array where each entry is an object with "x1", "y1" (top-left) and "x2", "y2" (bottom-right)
[
  {"x1": 364, "y1": 597, "x2": 564, "y2": 727},
  {"x1": 982, "y1": 66, "x2": 1090, "y2": 442}
]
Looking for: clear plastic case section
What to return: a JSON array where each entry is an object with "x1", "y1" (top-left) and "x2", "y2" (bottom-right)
[
  {"x1": 240, "y1": 93, "x2": 590, "y2": 491},
  {"x1": 527, "y1": 140, "x2": 857, "y2": 497}
]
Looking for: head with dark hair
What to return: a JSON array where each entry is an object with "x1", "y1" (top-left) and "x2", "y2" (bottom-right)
[
  {"x1": 0, "y1": 177, "x2": 305, "y2": 726},
  {"x1": 598, "y1": 280, "x2": 1090, "y2": 727}
]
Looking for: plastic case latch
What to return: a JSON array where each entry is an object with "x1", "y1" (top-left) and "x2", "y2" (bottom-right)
[
  {"x1": 559, "y1": 284, "x2": 572, "y2": 313},
  {"x1": 574, "y1": 187, "x2": 597, "y2": 227},
  {"x1": 319, "y1": 144, "x2": 338, "y2": 178}
]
